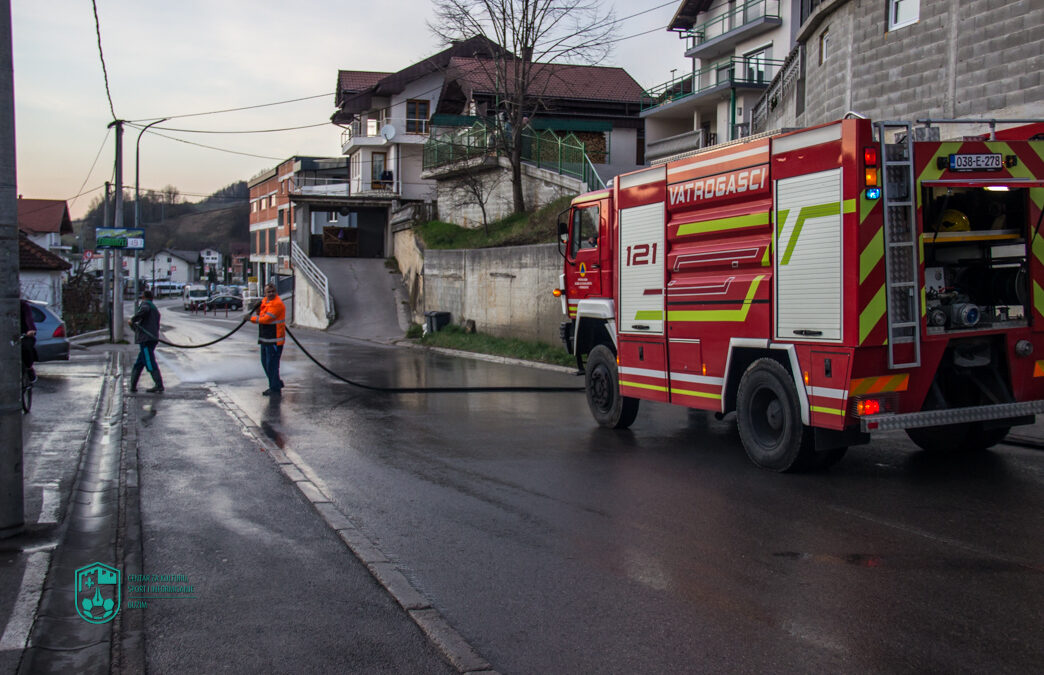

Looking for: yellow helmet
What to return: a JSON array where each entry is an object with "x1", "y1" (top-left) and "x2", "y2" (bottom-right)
[{"x1": 937, "y1": 209, "x2": 971, "y2": 232}]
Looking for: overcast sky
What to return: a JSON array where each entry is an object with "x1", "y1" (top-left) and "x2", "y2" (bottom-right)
[{"x1": 12, "y1": 0, "x2": 689, "y2": 219}]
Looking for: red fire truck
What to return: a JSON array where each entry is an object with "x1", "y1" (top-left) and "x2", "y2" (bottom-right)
[{"x1": 556, "y1": 116, "x2": 1044, "y2": 471}]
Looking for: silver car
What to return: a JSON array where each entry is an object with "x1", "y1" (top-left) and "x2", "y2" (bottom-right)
[{"x1": 27, "y1": 301, "x2": 70, "y2": 362}]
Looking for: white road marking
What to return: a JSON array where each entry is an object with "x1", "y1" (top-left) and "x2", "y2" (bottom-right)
[
  {"x1": 37, "y1": 483, "x2": 60, "y2": 525},
  {"x1": 0, "y1": 551, "x2": 51, "y2": 651}
]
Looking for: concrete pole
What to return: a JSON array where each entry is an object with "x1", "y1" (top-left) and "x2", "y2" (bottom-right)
[
  {"x1": 102, "y1": 181, "x2": 111, "y2": 340},
  {"x1": 0, "y1": 0, "x2": 24, "y2": 538},
  {"x1": 109, "y1": 120, "x2": 124, "y2": 342}
]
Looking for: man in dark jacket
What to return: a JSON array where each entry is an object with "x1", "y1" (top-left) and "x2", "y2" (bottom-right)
[{"x1": 129, "y1": 289, "x2": 164, "y2": 393}]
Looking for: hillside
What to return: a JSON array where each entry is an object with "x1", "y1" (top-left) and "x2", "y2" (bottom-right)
[{"x1": 67, "y1": 181, "x2": 249, "y2": 257}]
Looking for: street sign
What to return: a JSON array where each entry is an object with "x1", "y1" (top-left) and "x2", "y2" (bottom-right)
[{"x1": 96, "y1": 228, "x2": 145, "y2": 250}]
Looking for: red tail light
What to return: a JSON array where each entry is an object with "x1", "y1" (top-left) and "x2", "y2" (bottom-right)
[{"x1": 53, "y1": 324, "x2": 65, "y2": 338}]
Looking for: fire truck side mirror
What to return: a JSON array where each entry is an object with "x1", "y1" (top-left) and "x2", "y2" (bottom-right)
[{"x1": 557, "y1": 212, "x2": 570, "y2": 259}]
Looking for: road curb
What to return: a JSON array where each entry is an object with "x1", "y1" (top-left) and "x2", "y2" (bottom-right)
[
  {"x1": 20, "y1": 354, "x2": 122, "y2": 674},
  {"x1": 206, "y1": 385, "x2": 498, "y2": 674}
]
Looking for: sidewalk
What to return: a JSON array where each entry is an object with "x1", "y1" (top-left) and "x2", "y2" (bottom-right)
[{"x1": 2, "y1": 347, "x2": 461, "y2": 673}]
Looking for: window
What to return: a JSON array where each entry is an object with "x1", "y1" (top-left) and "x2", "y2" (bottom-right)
[
  {"x1": 745, "y1": 48, "x2": 768, "y2": 83},
  {"x1": 406, "y1": 100, "x2": 429, "y2": 133},
  {"x1": 819, "y1": 29, "x2": 829, "y2": 65},
  {"x1": 889, "y1": 0, "x2": 918, "y2": 30},
  {"x1": 371, "y1": 152, "x2": 387, "y2": 188},
  {"x1": 570, "y1": 205, "x2": 600, "y2": 257}
]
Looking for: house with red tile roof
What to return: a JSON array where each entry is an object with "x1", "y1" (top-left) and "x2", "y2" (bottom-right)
[
  {"x1": 17, "y1": 197, "x2": 72, "y2": 254},
  {"x1": 19, "y1": 232, "x2": 72, "y2": 313}
]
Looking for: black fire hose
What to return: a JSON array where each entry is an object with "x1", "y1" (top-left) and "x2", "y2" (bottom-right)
[{"x1": 135, "y1": 315, "x2": 584, "y2": 394}]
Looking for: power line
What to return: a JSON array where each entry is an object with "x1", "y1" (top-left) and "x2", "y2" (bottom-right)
[
  {"x1": 91, "y1": 0, "x2": 117, "y2": 119},
  {"x1": 69, "y1": 128, "x2": 112, "y2": 212},
  {"x1": 129, "y1": 92, "x2": 336, "y2": 124},
  {"x1": 139, "y1": 121, "x2": 332, "y2": 135},
  {"x1": 140, "y1": 128, "x2": 283, "y2": 161}
]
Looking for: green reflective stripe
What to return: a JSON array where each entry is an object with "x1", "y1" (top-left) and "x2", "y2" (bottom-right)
[
  {"x1": 843, "y1": 199, "x2": 856, "y2": 215},
  {"x1": 811, "y1": 405, "x2": 846, "y2": 416},
  {"x1": 776, "y1": 209, "x2": 789, "y2": 237},
  {"x1": 670, "y1": 388, "x2": 722, "y2": 400},
  {"x1": 677, "y1": 212, "x2": 770, "y2": 236},
  {"x1": 780, "y1": 202, "x2": 841, "y2": 265},
  {"x1": 620, "y1": 380, "x2": 668, "y2": 393},
  {"x1": 860, "y1": 285, "x2": 886, "y2": 344},
  {"x1": 916, "y1": 142, "x2": 963, "y2": 207},
  {"x1": 761, "y1": 241, "x2": 771, "y2": 267},
  {"x1": 860, "y1": 193, "x2": 877, "y2": 224},
  {"x1": 860, "y1": 226, "x2": 884, "y2": 284},
  {"x1": 1035, "y1": 280, "x2": 1044, "y2": 319},
  {"x1": 635, "y1": 310, "x2": 663, "y2": 320},
  {"x1": 668, "y1": 275, "x2": 765, "y2": 322},
  {"x1": 1032, "y1": 187, "x2": 1044, "y2": 211},
  {"x1": 1034, "y1": 234, "x2": 1044, "y2": 267}
]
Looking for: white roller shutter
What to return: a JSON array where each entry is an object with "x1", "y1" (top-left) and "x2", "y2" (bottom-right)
[
  {"x1": 618, "y1": 202, "x2": 665, "y2": 335},
  {"x1": 775, "y1": 168, "x2": 843, "y2": 341}
]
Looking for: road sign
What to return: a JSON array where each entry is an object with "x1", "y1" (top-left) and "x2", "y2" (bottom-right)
[{"x1": 96, "y1": 228, "x2": 145, "y2": 250}]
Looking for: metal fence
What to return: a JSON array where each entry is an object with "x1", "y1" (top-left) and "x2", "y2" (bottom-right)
[{"x1": 423, "y1": 120, "x2": 604, "y2": 192}]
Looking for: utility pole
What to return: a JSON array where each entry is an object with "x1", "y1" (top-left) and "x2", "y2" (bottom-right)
[
  {"x1": 102, "y1": 181, "x2": 111, "y2": 342},
  {"x1": 0, "y1": 0, "x2": 24, "y2": 538},
  {"x1": 109, "y1": 120, "x2": 124, "y2": 342}
]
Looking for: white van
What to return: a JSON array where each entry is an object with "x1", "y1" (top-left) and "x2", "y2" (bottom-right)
[{"x1": 182, "y1": 284, "x2": 209, "y2": 310}]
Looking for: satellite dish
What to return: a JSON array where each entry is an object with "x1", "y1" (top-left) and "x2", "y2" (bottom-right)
[{"x1": 380, "y1": 123, "x2": 397, "y2": 141}]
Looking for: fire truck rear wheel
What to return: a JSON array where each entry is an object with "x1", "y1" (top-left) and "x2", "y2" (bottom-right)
[
  {"x1": 736, "y1": 358, "x2": 814, "y2": 472},
  {"x1": 585, "y1": 345, "x2": 639, "y2": 429}
]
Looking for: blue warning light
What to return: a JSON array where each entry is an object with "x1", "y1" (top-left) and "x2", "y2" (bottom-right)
[{"x1": 865, "y1": 188, "x2": 882, "y2": 200}]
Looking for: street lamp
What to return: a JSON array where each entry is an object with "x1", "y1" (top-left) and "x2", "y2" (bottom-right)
[{"x1": 135, "y1": 118, "x2": 167, "y2": 296}]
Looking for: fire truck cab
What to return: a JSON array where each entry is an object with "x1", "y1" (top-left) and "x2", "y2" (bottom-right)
[{"x1": 557, "y1": 116, "x2": 1044, "y2": 471}]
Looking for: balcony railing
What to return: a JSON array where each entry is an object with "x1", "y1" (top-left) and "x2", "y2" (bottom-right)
[
  {"x1": 685, "y1": 0, "x2": 780, "y2": 48},
  {"x1": 642, "y1": 57, "x2": 784, "y2": 111},
  {"x1": 340, "y1": 117, "x2": 430, "y2": 146},
  {"x1": 289, "y1": 175, "x2": 400, "y2": 198}
]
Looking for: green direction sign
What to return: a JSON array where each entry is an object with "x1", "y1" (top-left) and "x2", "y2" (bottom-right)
[{"x1": 96, "y1": 227, "x2": 145, "y2": 250}]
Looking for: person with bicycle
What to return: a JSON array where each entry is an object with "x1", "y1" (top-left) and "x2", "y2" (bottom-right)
[
  {"x1": 129, "y1": 289, "x2": 164, "y2": 393},
  {"x1": 20, "y1": 298, "x2": 37, "y2": 382}
]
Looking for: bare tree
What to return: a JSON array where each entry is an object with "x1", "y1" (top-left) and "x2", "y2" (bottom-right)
[
  {"x1": 446, "y1": 157, "x2": 510, "y2": 233},
  {"x1": 430, "y1": 0, "x2": 616, "y2": 215}
]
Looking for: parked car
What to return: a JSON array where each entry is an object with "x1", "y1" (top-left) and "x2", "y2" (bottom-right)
[
  {"x1": 27, "y1": 301, "x2": 69, "y2": 362},
  {"x1": 205, "y1": 295, "x2": 243, "y2": 311}
]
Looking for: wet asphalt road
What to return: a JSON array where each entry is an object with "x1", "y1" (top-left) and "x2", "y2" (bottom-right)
[{"x1": 156, "y1": 301, "x2": 1044, "y2": 673}]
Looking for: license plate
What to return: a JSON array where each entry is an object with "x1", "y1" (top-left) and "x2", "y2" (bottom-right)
[{"x1": 949, "y1": 153, "x2": 1002, "y2": 171}]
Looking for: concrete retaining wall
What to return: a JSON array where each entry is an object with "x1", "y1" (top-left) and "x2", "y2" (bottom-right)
[
  {"x1": 423, "y1": 243, "x2": 563, "y2": 345},
  {"x1": 291, "y1": 274, "x2": 329, "y2": 330}
]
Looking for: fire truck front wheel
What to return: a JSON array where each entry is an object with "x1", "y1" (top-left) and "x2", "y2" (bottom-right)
[
  {"x1": 585, "y1": 345, "x2": 639, "y2": 429},
  {"x1": 736, "y1": 358, "x2": 814, "y2": 472}
]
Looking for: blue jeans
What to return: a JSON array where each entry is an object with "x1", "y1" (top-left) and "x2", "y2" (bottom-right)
[{"x1": 260, "y1": 344, "x2": 283, "y2": 392}]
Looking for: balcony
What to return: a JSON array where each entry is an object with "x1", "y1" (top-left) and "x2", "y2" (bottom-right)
[
  {"x1": 641, "y1": 57, "x2": 784, "y2": 114},
  {"x1": 340, "y1": 117, "x2": 431, "y2": 154},
  {"x1": 289, "y1": 175, "x2": 400, "y2": 200},
  {"x1": 684, "y1": 0, "x2": 782, "y2": 61}
]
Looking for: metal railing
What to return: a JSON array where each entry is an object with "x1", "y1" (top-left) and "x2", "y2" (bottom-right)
[
  {"x1": 290, "y1": 240, "x2": 334, "y2": 320},
  {"x1": 341, "y1": 117, "x2": 430, "y2": 145},
  {"x1": 642, "y1": 56, "x2": 784, "y2": 111},
  {"x1": 422, "y1": 120, "x2": 605, "y2": 192},
  {"x1": 684, "y1": 0, "x2": 780, "y2": 47}
]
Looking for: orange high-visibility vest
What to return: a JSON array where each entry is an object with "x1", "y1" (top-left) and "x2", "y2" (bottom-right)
[{"x1": 251, "y1": 294, "x2": 285, "y2": 346}]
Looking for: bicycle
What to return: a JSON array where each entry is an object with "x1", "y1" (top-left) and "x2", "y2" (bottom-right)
[{"x1": 20, "y1": 333, "x2": 34, "y2": 414}]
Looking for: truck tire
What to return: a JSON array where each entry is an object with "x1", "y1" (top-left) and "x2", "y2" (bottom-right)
[
  {"x1": 906, "y1": 422, "x2": 1009, "y2": 453},
  {"x1": 736, "y1": 358, "x2": 814, "y2": 472},
  {"x1": 585, "y1": 345, "x2": 639, "y2": 429}
]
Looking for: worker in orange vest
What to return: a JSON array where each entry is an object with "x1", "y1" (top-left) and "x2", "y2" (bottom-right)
[{"x1": 250, "y1": 282, "x2": 286, "y2": 396}]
